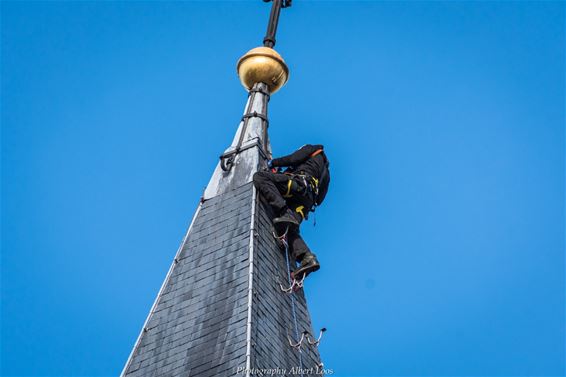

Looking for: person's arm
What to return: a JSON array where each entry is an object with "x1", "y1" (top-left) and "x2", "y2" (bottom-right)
[{"x1": 271, "y1": 144, "x2": 323, "y2": 167}]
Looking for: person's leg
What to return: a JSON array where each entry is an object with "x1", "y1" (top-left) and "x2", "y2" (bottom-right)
[
  {"x1": 252, "y1": 171, "x2": 291, "y2": 216},
  {"x1": 286, "y1": 204, "x2": 320, "y2": 279},
  {"x1": 289, "y1": 231, "x2": 320, "y2": 279},
  {"x1": 287, "y1": 227, "x2": 310, "y2": 263},
  {"x1": 253, "y1": 172, "x2": 304, "y2": 227}
]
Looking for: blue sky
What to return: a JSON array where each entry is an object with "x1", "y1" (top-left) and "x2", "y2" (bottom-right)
[{"x1": 1, "y1": 1, "x2": 564, "y2": 376}]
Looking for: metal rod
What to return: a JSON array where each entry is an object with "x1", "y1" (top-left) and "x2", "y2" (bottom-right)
[
  {"x1": 263, "y1": 0, "x2": 283, "y2": 48},
  {"x1": 244, "y1": 186, "x2": 258, "y2": 377}
]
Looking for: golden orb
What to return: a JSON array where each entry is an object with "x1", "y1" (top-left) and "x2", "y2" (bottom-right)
[{"x1": 237, "y1": 47, "x2": 289, "y2": 94}]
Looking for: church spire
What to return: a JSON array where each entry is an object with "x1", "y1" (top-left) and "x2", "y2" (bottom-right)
[{"x1": 121, "y1": 2, "x2": 323, "y2": 376}]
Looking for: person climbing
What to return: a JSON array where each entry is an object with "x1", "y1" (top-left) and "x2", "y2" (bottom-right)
[{"x1": 252, "y1": 144, "x2": 330, "y2": 280}]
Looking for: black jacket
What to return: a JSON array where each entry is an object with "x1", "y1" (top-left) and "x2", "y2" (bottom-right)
[{"x1": 271, "y1": 144, "x2": 330, "y2": 205}]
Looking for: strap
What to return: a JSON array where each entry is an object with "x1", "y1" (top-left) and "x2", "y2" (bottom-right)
[
  {"x1": 311, "y1": 176, "x2": 319, "y2": 187},
  {"x1": 295, "y1": 205, "x2": 305, "y2": 219},
  {"x1": 283, "y1": 179, "x2": 293, "y2": 198},
  {"x1": 248, "y1": 87, "x2": 271, "y2": 98},
  {"x1": 220, "y1": 86, "x2": 269, "y2": 172},
  {"x1": 219, "y1": 139, "x2": 269, "y2": 171},
  {"x1": 242, "y1": 111, "x2": 269, "y2": 126},
  {"x1": 310, "y1": 149, "x2": 323, "y2": 158}
]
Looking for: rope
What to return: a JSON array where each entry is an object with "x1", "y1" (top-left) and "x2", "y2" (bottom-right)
[
  {"x1": 281, "y1": 234, "x2": 304, "y2": 377},
  {"x1": 220, "y1": 84, "x2": 270, "y2": 172}
]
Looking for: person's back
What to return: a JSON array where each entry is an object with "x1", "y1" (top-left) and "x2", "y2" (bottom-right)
[{"x1": 270, "y1": 144, "x2": 330, "y2": 207}]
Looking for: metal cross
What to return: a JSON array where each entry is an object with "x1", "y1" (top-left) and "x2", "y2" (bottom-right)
[{"x1": 262, "y1": 0, "x2": 291, "y2": 48}]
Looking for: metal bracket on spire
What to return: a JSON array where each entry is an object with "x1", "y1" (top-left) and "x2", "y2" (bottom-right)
[{"x1": 262, "y1": 0, "x2": 291, "y2": 48}]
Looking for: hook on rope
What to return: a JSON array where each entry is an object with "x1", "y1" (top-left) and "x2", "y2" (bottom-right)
[
  {"x1": 278, "y1": 273, "x2": 305, "y2": 293},
  {"x1": 220, "y1": 153, "x2": 236, "y2": 171},
  {"x1": 272, "y1": 225, "x2": 289, "y2": 241},
  {"x1": 287, "y1": 330, "x2": 308, "y2": 350},
  {"x1": 305, "y1": 327, "x2": 327, "y2": 347},
  {"x1": 273, "y1": 224, "x2": 306, "y2": 292},
  {"x1": 287, "y1": 328, "x2": 327, "y2": 350},
  {"x1": 272, "y1": 224, "x2": 289, "y2": 250}
]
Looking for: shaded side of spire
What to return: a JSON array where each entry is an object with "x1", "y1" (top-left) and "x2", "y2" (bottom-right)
[{"x1": 122, "y1": 184, "x2": 253, "y2": 377}]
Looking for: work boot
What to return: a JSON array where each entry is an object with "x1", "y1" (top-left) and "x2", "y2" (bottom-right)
[
  {"x1": 273, "y1": 208, "x2": 299, "y2": 228},
  {"x1": 292, "y1": 253, "x2": 320, "y2": 280}
]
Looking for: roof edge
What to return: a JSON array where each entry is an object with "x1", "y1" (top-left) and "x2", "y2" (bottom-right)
[
  {"x1": 120, "y1": 201, "x2": 203, "y2": 377},
  {"x1": 244, "y1": 186, "x2": 258, "y2": 377}
]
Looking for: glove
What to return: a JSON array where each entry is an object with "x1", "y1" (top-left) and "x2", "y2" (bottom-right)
[{"x1": 267, "y1": 159, "x2": 274, "y2": 169}]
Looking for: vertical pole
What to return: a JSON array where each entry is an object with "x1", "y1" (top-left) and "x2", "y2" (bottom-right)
[{"x1": 263, "y1": 0, "x2": 282, "y2": 48}]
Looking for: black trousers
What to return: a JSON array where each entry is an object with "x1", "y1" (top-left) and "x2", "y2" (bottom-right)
[{"x1": 252, "y1": 171, "x2": 316, "y2": 263}]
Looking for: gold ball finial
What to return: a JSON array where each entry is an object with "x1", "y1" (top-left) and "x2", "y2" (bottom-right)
[{"x1": 237, "y1": 47, "x2": 289, "y2": 94}]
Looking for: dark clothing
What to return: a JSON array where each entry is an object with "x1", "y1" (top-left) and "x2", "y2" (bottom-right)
[
  {"x1": 253, "y1": 170, "x2": 312, "y2": 262},
  {"x1": 253, "y1": 144, "x2": 331, "y2": 264},
  {"x1": 271, "y1": 144, "x2": 330, "y2": 206},
  {"x1": 253, "y1": 171, "x2": 315, "y2": 217},
  {"x1": 286, "y1": 226, "x2": 311, "y2": 262}
]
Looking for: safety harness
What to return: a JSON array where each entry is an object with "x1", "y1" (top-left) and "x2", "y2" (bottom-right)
[{"x1": 279, "y1": 149, "x2": 325, "y2": 221}]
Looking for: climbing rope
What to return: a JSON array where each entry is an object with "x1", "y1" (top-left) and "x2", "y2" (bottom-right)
[
  {"x1": 273, "y1": 225, "x2": 327, "y2": 374},
  {"x1": 273, "y1": 228, "x2": 305, "y2": 293},
  {"x1": 274, "y1": 226, "x2": 305, "y2": 377}
]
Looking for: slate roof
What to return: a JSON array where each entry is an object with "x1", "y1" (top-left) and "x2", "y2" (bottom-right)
[
  {"x1": 122, "y1": 83, "x2": 322, "y2": 377},
  {"x1": 251, "y1": 196, "x2": 322, "y2": 373}
]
